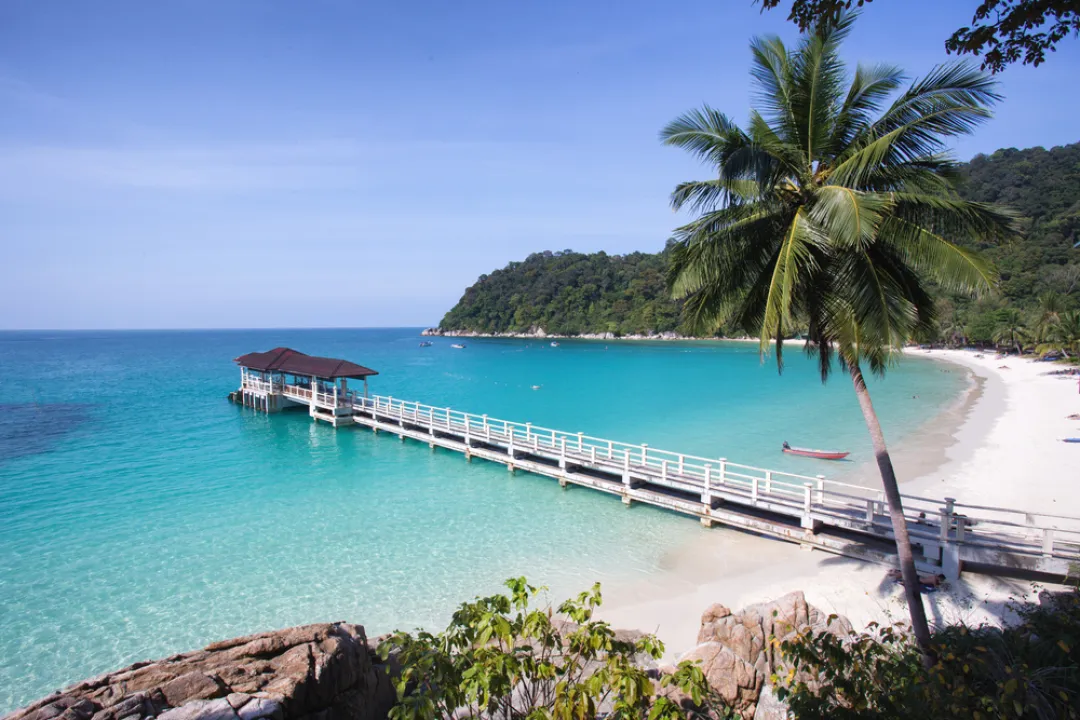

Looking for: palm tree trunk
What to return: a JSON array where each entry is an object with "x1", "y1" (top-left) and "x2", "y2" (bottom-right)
[{"x1": 849, "y1": 364, "x2": 934, "y2": 661}]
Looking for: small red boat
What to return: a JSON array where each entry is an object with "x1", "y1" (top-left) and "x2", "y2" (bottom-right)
[{"x1": 782, "y1": 441, "x2": 849, "y2": 460}]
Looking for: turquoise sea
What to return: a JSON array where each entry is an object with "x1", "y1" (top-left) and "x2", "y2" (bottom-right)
[{"x1": 0, "y1": 329, "x2": 966, "y2": 711}]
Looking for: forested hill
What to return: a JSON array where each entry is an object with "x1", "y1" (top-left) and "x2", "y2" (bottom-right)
[
  {"x1": 437, "y1": 250, "x2": 682, "y2": 336},
  {"x1": 436, "y1": 142, "x2": 1080, "y2": 340},
  {"x1": 955, "y1": 143, "x2": 1080, "y2": 299}
]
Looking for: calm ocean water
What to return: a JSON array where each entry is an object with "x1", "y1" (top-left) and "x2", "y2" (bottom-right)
[{"x1": 0, "y1": 328, "x2": 964, "y2": 711}]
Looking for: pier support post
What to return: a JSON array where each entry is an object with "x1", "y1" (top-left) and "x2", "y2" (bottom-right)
[
  {"x1": 702, "y1": 464, "x2": 713, "y2": 509},
  {"x1": 559, "y1": 477, "x2": 567, "y2": 489},
  {"x1": 507, "y1": 462, "x2": 515, "y2": 474},
  {"x1": 940, "y1": 497, "x2": 961, "y2": 579},
  {"x1": 800, "y1": 483, "x2": 821, "y2": 532}
]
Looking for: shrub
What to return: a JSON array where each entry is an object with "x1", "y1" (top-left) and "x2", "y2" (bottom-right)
[
  {"x1": 378, "y1": 578, "x2": 735, "y2": 720},
  {"x1": 775, "y1": 591, "x2": 1080, "y2": 719}
]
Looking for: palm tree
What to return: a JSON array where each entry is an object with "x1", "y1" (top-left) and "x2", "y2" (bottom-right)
[
  {"x1": 1044, "y1": 310, "x2": 1080, "y2": 358},
  {"x1": 993, "y1": 309, "x2": 1029, "y2": 354},
  {"x1": 1034, "y1": 291, "x2": 1065, "y2": 343},
  {"x1": 660, "y1": 15, "x2": 1013, "y2": 659}
]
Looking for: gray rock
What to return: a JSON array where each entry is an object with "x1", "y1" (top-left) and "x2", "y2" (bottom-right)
[
  {"x1": 235, "y1": 699, "x2": 282, "y2": 720},
  {"x1": 752, "y1": 685, "x2": 789, "y2": 720},
  {"x1": 157, "y1": 699, "x2": 236, "y2": 720}
]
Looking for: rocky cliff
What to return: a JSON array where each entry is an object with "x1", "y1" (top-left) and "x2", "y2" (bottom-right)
[{"x1": 3, "y1": 624, "x2": 395, "y2": 720}]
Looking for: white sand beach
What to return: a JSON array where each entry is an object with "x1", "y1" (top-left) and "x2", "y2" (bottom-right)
[{"x1": 600, "y1": 349, "x2": 1080, "y2": 658}]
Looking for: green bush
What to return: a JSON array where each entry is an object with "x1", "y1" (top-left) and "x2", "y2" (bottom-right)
[
  {"x1": 378, "y1": 578, "x2": 735, "y2": 720},
  {"x1": 776, "y1": 591, "x2": 1080, "y2": 719}
]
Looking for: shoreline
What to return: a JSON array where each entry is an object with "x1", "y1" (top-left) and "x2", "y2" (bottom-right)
[{"x1": 597, "y1": 348, "x2": 1079, "y2": 660}]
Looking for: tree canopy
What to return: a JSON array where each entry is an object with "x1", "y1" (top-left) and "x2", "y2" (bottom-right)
[{"x1": 757, "y1": 1, "x2": 1080, "y2": 72}]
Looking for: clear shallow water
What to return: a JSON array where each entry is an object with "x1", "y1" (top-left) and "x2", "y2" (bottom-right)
[{"x1": 0, "y1": 329, "x2": 964, "y2": 711}]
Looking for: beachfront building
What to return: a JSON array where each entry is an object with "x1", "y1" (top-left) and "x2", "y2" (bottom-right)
[{"x1": 232, "y1": 347, "x2": 378, "y2": 426}]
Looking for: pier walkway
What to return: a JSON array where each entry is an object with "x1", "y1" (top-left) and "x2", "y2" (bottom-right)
[{"x1": 239, "y1": 375, "x2": 1080, "y2": 581}]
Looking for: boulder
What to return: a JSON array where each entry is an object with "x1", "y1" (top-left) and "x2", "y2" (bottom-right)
[
  {"x1": 679, "y1": 591, "x2": 852, "y2": 718},
  {"x1": 4, "y1": 624, "x2": 395, "y2": 720}
]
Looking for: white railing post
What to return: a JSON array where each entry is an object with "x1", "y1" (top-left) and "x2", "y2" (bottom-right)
[
  {"x1": 703, "y1": 464, "x2": 712, "y2": 506},
  {"x1": 751, "y1": 477, "x2": 759, "y2": 504},
  {"x1": 483, "y1": 415, "x2": 490, "y2": 440},
  {"x1": 577, "y1": 432, "x2": 584, "y2": 451},
  {"x1": 641, "y1": 443, "x2": 648, "y2": 466},
  {"x1": 661, "y1": 460, "x2": 668, "y2": 483},
  {"x1": 608, "y1": 441, "x2": 613, "y2": 459},
  {"x1": 508, "y1": 426, "x2": 516, "y2": 458},
  {"x1": 816, "y1": 475, "x2": 825, "y2": 505},
  {"x1": 526, "y1": 423, "x2": 532, "y2": 444},
  {"x1": 865, "y1": 499, "x2": 875, "y2": 524},
  {"x1": 560, "y1": 437, "x2": 567, "y2": 468},
  {"x1": 764, "y1": 470, "x2": 772, "y2": 495},
  {"x1": 1042, "y1": 528, "x2": 1055, "y2": 557},
  {"x1": 678, "y1": 455, "x2": 684, "y2": 475},
  {"x1": 590, "y1": 446, "x2": 596, "y2": 464},
  {"x1": 464, "y1": 416, "x2": 471, "y2": 446},
  {"x1": 718, "y1": 458, "x2": 726, "y2": 486},
  {"x1": 803, "y1": 483, "x2": 812, "y2": 515},
  {"x1": 622, "y1": 451, "x2": 631, "y2": 488}
]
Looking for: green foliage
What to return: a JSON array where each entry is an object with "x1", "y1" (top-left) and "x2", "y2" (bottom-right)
[
  {"x1": 438, "y1": 250, "x2": 688, "y2": 337},
  {"x1": 378, "y1": 578, "x2": 734, "y2": 720},
  {"x1": 941, "y1": 142, "x2": 1080, "y2": 348},
  {"x1": 661, "y1": 12, "x2": 1011, "y2": 381},
  {"x1": 775, "y1": 591, "x2": 1080, "y2": 719},
  {"x1": 757, "y1": 1, "x2": 1080, "y2": 72}
]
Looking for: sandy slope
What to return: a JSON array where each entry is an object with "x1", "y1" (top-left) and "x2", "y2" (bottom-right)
[{"x1": 599, "y1": 349, "x2": 1080, "y2": 658}]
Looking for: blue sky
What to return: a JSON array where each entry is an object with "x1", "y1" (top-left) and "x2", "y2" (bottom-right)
[{"x1": 2, "y1": 0, "x2": 1077, "y2": 330}]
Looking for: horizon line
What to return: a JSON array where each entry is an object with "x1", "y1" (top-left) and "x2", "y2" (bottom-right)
[{"x1": 0, "y1": 325, "x2": 435, "y2": 333}]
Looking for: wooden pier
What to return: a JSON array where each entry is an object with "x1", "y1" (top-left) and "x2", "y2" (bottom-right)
[{"x1": 233, "y1": 349, "x2": 1080, "y2": 581}]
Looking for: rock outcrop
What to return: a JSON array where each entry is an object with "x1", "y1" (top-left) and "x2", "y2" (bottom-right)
[
  {"x1": 667, "y1": 591, "x2": 853, "y2": 719},
  {"x1": 4, "y1": 624, "x2": 395, "y2": 720}
]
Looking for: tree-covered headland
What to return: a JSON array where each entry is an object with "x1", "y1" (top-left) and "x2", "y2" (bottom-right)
[{"x1": 437, "y1": 141, "x2": 1079, "y2": 351}]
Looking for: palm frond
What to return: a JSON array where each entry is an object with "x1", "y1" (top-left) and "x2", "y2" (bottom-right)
[
  {"x1": 829, "y1": 62, "x2": 905, "y2": 152},
  {"x1": 809, "y1": 186, "x2": 893, "y2": 248},
  {"x1": 670, "y1": 178, "x2": 759, "y2": 214},
  {"x1": 749, "y1": 35, "x2": 799, "y2": 145},
  {"x1": 879, "y1": 217, "x2": 996, "y2": 295},
  {"x1": 658, "y1": 107, "x2": 743, "y2": 164}
]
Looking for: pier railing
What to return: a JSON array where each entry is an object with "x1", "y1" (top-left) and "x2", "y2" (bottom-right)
[{"x1": 352, "y1": 394, "x2": 1080, "y2": 572}]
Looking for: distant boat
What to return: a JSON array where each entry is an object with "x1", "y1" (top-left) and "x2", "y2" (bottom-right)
[
  {"x1": 782, "y1": 441, "x2": 849, "y2": 460},
  {"x1": 550, "y1": 341, "x2": 560, "y2": 347},
  {"x1": 451, "y1": 343, "x2": 466, "y2": 349},
  {"x1": 419, "y1": 341, "x2": 433, "y2": 347}
]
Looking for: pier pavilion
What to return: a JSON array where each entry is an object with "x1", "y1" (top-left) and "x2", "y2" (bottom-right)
[{"x1": 232, "y1": 347, "x2": 378, "y2": 426}]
